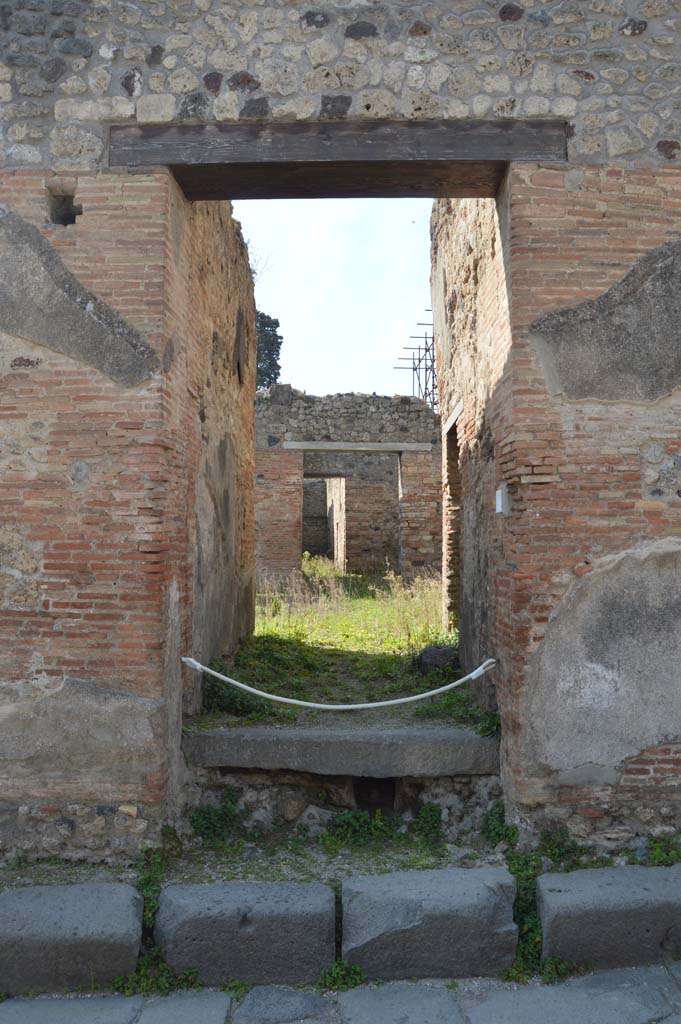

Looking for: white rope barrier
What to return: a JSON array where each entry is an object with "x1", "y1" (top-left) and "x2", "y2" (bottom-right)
[{"x1": 181, "y1": 655, "x2": 497, "y2": 711}]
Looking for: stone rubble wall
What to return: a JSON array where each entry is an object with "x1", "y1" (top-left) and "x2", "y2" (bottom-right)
[
  {"x1": 256, "y1": 386, "x2": 440, "y2": 448},
  {"x1": 3, "y1": 2, "x2": 681, "y2": 173},
  {"x1": 431, "y1": 165, "x2": 681, "y2": 839},
  {"x1": 191, "y1": 765, "x2": 502, "y2": 842},
  {"x1": 0, "y1": 168, "x2": 256, "y2": 861}
]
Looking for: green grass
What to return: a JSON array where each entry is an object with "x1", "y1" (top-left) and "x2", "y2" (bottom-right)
[{"x1": 196, "y1": 563, "x2": 495, "y2": 733}]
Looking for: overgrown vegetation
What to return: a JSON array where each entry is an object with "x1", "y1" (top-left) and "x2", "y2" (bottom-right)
[
  {"x1": 483, "y1": 802, "x2": 602, "y2": 984},
  {"x1": 633, "y1": 832, "x2": 681, "y2": 866},
  {"x1": 413, "y1": 802, "x2": 446, "y2": 846},
  {"x1": 322, "y1": 809, "x2": 399, "y2": 851},
  {"x1": 136, "y1": 848, "x2": 166, "y2": 931},
  {"x1": 113, "y1": 949, "x2": 200, "y2": 997},
  {"x1": 190, "y1": 788, "x2": 241, "y2": 849},
  {"x1": 198, "y1": 562, "x2": 493, "y2": 733},
  {"x1": 318, "y1": 960, "x2": 366, "y2": 992}
]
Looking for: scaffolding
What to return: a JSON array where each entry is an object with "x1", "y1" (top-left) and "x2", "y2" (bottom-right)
[{"x1": 393, "y1": 312, "x2": 439, "y2": 412}]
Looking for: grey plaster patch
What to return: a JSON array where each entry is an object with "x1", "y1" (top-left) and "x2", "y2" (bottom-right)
[
  {"x1": 459, "y1": 965, "x2": 681, "y2": 1024},
  {"x1": 338, "y1": 983, "x2": 464, "y2": 1024},
  {"x1": 0, "y1": 206, "x2": 158, "y2": 386},
  {"x1": 155, "y1": 882, "x2": 335, "y2": 985},
  {"x1": 0, "y1": 674, "x2": 164, "y2": 799},
  {"x1": 530, "y1": 239, "x2": 681, "y2": 402},
  {"x1": 538, "y1": 866, "x2": 681, "y2": 969},
  {"x1": 527, "y1": 538, "x2": 681, "y2": 775},
  {"x1": 234, "y1": 985, "x2": 333, "y2": 1023},
  {"x1": 0, "y1": 997, "x2": 144, "y2": 1024},
  {"x1": 0, "y1": 884, "x2": 142, "y2": 994},
  {"x1": 342, "y1": 868, "x2": 517, "y2": 979}
]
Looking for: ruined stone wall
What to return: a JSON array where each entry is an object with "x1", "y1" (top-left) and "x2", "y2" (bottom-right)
[
  {"x1": 0, "y1": 169, "x2": 255, "y2": 859},
  {"x1": 432, "y1": 166, "x2": 681, "y2": 838},
  {"x1": 255, "y1": 387, "x2": 441, "y2": 576},
  {"x1": 256, "y1": 387, "x2": 439, "y2": 448},
  {"x1": 3, "y1": 2, "x2": 681, "y2": 173}
]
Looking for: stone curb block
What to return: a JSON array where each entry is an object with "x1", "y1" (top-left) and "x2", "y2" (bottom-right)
[
  {"x1": 341, "y1": 867, "x2": 517, "y2": 979},
  {"x1": 0, "y1": 884, "x2": 143, "y2": 995},
  {"x1": 155, "y1": 882, "x2": 335, "y2": 985},
  {"x1": 539, "y1": 865, "x2": 681, "y2": 969}
]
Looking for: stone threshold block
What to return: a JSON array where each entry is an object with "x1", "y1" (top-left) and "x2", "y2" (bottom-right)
[
  {"x1": 183, "y1": 724, "x2": 499, "y2": 778},
  {"x1": 342, "y1": 867, "x2": 517, "y2": 979},
  {"x1": 0, "y1": 884, "x2": 143, "y2": 995},
  {"x1": 538, "y1": 865, "x2": 681, "y2": 969},
  {"x1": 155, "y1": 882, "x2": 335, "y2": 985}
]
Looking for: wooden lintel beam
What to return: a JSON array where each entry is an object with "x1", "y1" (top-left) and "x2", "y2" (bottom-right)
[
  {"x1": 110, "y1": 119, "x2": 568, "y2": 167},
  {"x1": 107, "y1": 119, "x2": 568, "y2": 200}
]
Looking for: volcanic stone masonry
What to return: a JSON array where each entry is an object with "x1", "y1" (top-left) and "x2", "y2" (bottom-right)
[
  {"x1": 2, "y1": 0, "x2": 681, "y2": 857},
  {"x1": 254, "y1": 386, "x2": 442, "y2": 577}
]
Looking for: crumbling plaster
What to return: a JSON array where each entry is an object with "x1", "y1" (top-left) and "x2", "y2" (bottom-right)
[{"x1": 527, "y1": 539, "x2": 681, "y2": 786}]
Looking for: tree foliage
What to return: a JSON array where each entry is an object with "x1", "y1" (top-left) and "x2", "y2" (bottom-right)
[{"x1": 256, "y1": 311, "x2": 283, "y2": 390}]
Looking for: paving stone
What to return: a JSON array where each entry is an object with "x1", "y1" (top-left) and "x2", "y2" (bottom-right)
[
  {"x1": 155, "y1": 882, "x2": 335, "y2": 985},
  {"x1": 233, "y1": 985, "x2": 334, "y2": 1022},
  {"x1": 538, "y1": 865, "x2": 681, "y2": 969},
  {"x1": 459, "y1": 965, "x2": 681, "y2": 1024},
  {"x1": 0, "y1": 997, "x2": 143, "y2": 1023},
  {"x1": 184, "y1": 725, "x2": 499, "y2": 778},
  {"x1": 0, "y1": 884, "x2": 143, "y2": 995},
  {"x1": 338, "y1": 983, "x2": 464, "y2": 1024},
  {"x1": 342, "y1": 868, "x2": 517, "y2": 979},
  {"x1": 137, "y1": 991, "x2": 232, "y2": 1023}
]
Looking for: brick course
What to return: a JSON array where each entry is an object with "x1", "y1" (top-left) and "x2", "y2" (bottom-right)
[
  {"x1": 0, "y1": 168, "x2": 255, "y2": 857},
  {"x1": 432, "y1": 166, "x2": 681, "y2": 837}
]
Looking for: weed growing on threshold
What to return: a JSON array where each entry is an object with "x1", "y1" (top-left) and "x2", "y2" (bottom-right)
[
  {"x1": 221, "y1": 978, "x2": 251, "y2": 1000},
  {"x1": 318, "y1": 960, "x2": 367, "y2": 992},
  {"x1": 113, "y1": 949, "x2": 200, "y2": 997}
]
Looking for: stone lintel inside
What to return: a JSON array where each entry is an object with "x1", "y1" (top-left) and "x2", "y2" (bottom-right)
[{"x1": 281, "y1": 441, "x2": 432, "y2": 453}]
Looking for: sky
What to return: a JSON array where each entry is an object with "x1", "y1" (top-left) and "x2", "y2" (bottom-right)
[{"x1": 232, "y1": 197, "x2": 434, "y2": 397}]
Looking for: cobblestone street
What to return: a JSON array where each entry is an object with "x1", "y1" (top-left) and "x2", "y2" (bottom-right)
[{"x1": 3, "y1": 968, "x2": 681, "y2": 1024}]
